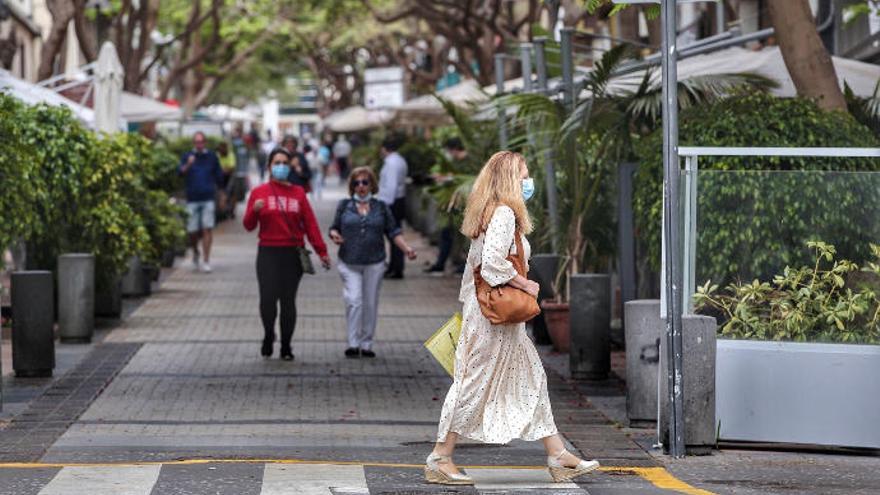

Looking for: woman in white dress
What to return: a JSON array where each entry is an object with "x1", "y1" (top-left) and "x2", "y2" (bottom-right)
[{"x1": 425, "y1": 151, "x2": 599, "y2": 485}]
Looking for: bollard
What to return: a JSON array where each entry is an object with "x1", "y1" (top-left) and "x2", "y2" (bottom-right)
[
  {"x1": 660, "y1": 314, "x2": 717, "y2": 454},
  {"x1": 569, "y1": 273, "x2": 611, "y2": 380},
  {"x1": 528, "y1": 254, "x2": 559, "y2": 346},
  {"x1": 11, "y1": 271, "x2": 55, "y2": 377},
  {"x1": 121, "y1": 255, "x2": 147, "y2": 297},
  {"x1": 58, "y1": 253, "x2": 95, "y2": 343},
  {"x1": 95, "y1": 277, "x2": 122, "y2": 317},
  {"x1": 624, "y1": 300, "x2": 663, "y2": 427}
]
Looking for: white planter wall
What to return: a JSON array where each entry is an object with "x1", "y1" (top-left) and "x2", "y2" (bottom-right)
[{"x1": 716, "y1": 339, "x2": 880, "y2": 449}]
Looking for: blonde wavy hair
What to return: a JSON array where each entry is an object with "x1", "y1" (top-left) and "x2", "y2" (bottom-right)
[{"x1": 461, "y1": 151, "x2": 533, "y2": 239}]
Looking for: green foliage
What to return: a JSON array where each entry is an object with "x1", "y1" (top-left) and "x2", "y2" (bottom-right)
[
  {"x1": 694, "y1": 241, "x2": 880, "y2": 344},
  {"x1": 0, "y1": 95, "x2": 38, "y2": 260},
  {"x1": 0, "y1": 95, "x2": 184, "y2": 285},
  {"x1": 634, "y1": 93, "x2": 880, "y2": 288},
  {"x1": 398, "y1": 138, "x2": 441, "y2": 186}
]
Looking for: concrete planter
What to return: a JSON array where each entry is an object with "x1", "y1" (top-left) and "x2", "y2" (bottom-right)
[
  {"x1": 160, "y1": 249, "x2": 176, "y2": 268},
  {"x1": 527, "y1": 254, "x2": 558, "y2": 346},
  {"x1": 540, "y1": 300, "x2": 569, "y2": 353},
  {"x1": 569, "y1": 273, "x2": 611, "y2": 380},
  {"x1": 11, "y1": 271, "x2": 55, "y2": 377},
  {"x1": 121, "y1": 256, "x2": 150, "y2": 297},
  {"x1": 624, "y1": 299, "x2": 662, "y2": 427},
  {"x1": 95, "y1": 277, "x2": 122, "y2": 317},
  {"x1": 716, "y1": 339, "x2": 880, "y2": 449},
  {"x1": 57, "y1": 253, "x2": 95, "y2": 343}
]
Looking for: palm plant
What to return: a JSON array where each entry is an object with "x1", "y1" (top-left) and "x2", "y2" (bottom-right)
[{"x1": 501, "y1": 44, "x2": 777, "y2": 301}]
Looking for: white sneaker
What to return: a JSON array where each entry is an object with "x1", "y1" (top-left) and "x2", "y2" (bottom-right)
[{"x1": 201, "y1": 263, "x2": 213, "y2": 273}]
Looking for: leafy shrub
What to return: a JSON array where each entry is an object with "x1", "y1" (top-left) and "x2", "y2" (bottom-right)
[
  {"x1": 0, "y1": 95, "x2": 38, "y2": 262},
  {"x1": 634, "y1": 93, "x2": 880, "y2": 288},
  {"x1": 694, "y1": 241, "x2": 880, "y2": 344},
  {"x1": 398, "y1": 138, "x2": 441, "y2": 186}
]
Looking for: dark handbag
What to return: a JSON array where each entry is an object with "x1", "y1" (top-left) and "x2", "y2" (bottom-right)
[
  {"x1": 473, "y1": 229, "x2": 541, "y2": 325},
  {"x1": 270, "y1": 185, "x2": 316, "y2": 275}
]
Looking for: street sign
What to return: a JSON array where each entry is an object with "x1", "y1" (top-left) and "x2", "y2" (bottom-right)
[{"x1": 364, "y1": 67, "x2": 405, "y2": 110}]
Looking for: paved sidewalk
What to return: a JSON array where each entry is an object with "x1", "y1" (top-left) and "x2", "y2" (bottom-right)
[{"x1": 2, "y1": 182, "x2": 876, "y2": 494}]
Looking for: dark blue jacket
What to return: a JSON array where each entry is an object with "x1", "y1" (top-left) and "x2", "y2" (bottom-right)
[
  {"x1": 330, "y1": 198, "x2": 401, "y2": 265},
  {"x1": 179, "y1": 150, "x2": 223, "y2": 202}
]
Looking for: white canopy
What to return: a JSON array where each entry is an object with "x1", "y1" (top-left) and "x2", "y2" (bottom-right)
[
  {"x1": 0, "y1": 69, "x2": 95, "y2": 127},
  {"x1": 398, "y1": 79, "x2": 488, "y2": 113},
  {"x1": 200, "y1": 104, "x2": 257, "y2": 123},
  {"x1": 322, "y1": 105, "x2": 393, "y2": 132},
  {"x1": 94, "y1": 42, "x2": 124, "y2": 133},
  {"x1": 121, "y1": 92, "x2": 182, "y2": 122},
  {"x1": 483, "y1": 46, "x2": 880, "y2": 98}
]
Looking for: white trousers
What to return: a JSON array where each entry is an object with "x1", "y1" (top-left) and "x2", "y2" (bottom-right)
[{"x1": 337, "y1": 261, "x2": 385, "y2": 350}]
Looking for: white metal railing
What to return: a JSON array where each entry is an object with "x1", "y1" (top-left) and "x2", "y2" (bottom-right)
[{"x1": 662, "y1": 147, "x2": 880, "y2": 315}]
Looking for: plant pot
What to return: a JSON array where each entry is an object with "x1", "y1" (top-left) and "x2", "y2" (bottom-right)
[
  {"x1": 160, "y1": 249, "x2": 176, "y2": 268},
  {"x1": 569, "y1": 273, "x2": 611, "y2": 380},
  {"x1": 121, "y1": 256, "x2": 149, "y2": 297},
  {"x1": 528, "y1": 254, "x2": 559, "y2": 345},
  {"x1": 11, "y1": 271, "x2": 55, "y2": 377},
  {"x1": 540, "y1": 300, "x2": 570, "y2": 353},
  {"x1": 623, "y1": 299, "x2": 662, "y2": 427},
  {"x1": 144, "y1": 263, "x2": 160, "y2": 283},
  {"x1": 95, "y1": 277, "x2": 122, "y2": 318},
  {"x1": 57, "y1": 253, "x2": 95, "y2": 343}
]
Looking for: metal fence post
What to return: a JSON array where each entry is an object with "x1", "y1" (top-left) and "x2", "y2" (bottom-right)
[
  {"x1": 560, "y1": 28, "x2": 575, "y2": 112},
  {"x1": 520, "y1": 43, "x2": 533, "y2": 92},
  {"x1": 682, "y1": 155, "x2": 698, "y2": 314},
  {"x1": 661, "y1": 0, "x2": 686, "y2": 458},
  {"x1": 533, "y1": 38, "x2": 560, "y2": 253},
  {"x1": 494, "y1": 53, "x2": 508, "y2": 150}
]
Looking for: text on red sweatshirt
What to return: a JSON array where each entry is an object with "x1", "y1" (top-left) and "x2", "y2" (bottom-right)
[{"x1": 243, "y1": 181, "x2": 328, "y2": 257}]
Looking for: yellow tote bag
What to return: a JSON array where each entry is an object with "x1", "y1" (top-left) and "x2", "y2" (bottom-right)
[{"x1": 424, "y1": 313, "x2": 462, "y2": 377}]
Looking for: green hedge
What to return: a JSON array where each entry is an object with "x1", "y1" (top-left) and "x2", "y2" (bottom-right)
[
  {"x1": 634, "y1": 93, "x2": 880, "y2": 287},
  {"x1": 0, "y1": 94, "x2": 185, "y2": 288}
]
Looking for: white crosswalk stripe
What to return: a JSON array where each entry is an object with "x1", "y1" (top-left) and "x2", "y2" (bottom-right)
[
  {"x1": 259, "y1": 463, "x2": 369, "y2": 495},
  {"x1": 37, "y1": 465, "x2": 161, "y2": 495},
  {"x1": 465, "y1": 467, "x2": 586, "y2": 492}
]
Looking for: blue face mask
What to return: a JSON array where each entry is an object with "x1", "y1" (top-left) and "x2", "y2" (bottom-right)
[
  {"x1": 271, "y1": 164, "x2": 290, "y2": 181},
  {"x1": 354, "y1": 193, "x2": 373, "y2": 203},
  {"x1": 522, "y1": 178, "x2": 535, "y2": 202}
]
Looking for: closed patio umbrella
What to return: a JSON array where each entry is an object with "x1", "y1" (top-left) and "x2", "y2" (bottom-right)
[{"x1": 94, "y1": 42, "x2": 124, "y2": 133}]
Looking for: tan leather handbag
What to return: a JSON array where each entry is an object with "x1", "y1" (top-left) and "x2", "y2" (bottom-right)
[{"x1": 473, "y1": 229, "x2": 541, "y2": 325}]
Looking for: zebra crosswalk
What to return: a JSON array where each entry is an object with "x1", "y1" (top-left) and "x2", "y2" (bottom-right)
[{"x1": 0, "y1": 461, "x2": 592, "y2": 495}]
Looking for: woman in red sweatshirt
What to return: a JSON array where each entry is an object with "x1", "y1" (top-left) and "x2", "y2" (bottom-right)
[{"x1": 243, "y1": 148, "x2": 331, "y2": 361}]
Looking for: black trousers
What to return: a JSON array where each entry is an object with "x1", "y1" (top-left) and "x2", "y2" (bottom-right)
[
  {"x1": 388, "y1": 197, "x2": 407, "y2": 276},
  {"x1": 256, "y1": 246, "x2": 303, "y2": 352}
]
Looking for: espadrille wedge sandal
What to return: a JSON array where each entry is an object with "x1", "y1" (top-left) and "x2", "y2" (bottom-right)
[
  {"x1": 424, "y1": 453, "x2": 474, "y2": 485},
  {"x1": 548, "y1": 449, "x2": 600, "y2": 482}
]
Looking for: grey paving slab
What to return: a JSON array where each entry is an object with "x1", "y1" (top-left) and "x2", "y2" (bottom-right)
[
  {"x1": 0, "y1": 468, "x2": 61, "y2": 495},
  {"x1": 150, "y1": 462, "x2": 264, "y2": 495}
]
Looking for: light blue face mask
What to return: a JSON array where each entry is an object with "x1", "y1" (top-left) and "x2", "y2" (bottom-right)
[
  {"x1": 271, "y1": 164, "x2": 290, "y2": 181},
  {"x1": 354, "y1": 193, "x2": 373, "y2": 203},
  {"x1": 522, "y1": 178, "x2": 535, "y2": 201}
]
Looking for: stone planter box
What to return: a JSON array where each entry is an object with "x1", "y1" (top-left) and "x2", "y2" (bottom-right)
[
  {"x1": 569, "y1": 273, "x2": 610, "y2": 380},
  {"x1": 57, "y1": 253, "x2": 95, "y2": 343},
  {"x1": 716, "y1": 339, "x2": 880, "y2": 449}
]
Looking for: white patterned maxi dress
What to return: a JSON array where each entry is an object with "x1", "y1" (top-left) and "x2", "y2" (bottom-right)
[{"x1": 435, "y1": 205, "x2": 558, "y2": 444}]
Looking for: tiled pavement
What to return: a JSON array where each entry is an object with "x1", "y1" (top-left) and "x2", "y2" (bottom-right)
[{"x1": 0, "y1": 183, "x2": 711, "y2": 494}]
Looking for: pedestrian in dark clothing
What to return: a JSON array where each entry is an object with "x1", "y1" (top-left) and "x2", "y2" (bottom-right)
[
  {"x1": 329, "y1": 167, "x2": 416, "y2": 359},
  {"x1": 426, "y1": 137, "x2": 468, "y2": 275},
  {"x1": 377, "y1": 136, "x2": 408, "y2": 279},
  {"x1": 281, "y1": 135, "x2": 313, "y2": 191},
  {"x1": 179, "y1": 131, "x2": 224, "y2": 273},
  {"x1": 243, "y1": 148, "x2": 330, "y2": 361}
]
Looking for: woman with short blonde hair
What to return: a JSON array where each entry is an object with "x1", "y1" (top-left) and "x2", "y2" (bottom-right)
[{"x1": 425, "y1": 151, "x2": 599, "y2": 486}]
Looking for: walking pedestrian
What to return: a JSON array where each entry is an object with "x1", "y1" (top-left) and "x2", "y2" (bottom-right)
[
  {"x1": 377, "y1": 136, "x2": 408, "y2": 279},
  {"x1": 332, "y1": 134, "x2": 352, "y2": 182},
  {"x1": 304, "y1": 144, "x2": 323, "y2": 200},
  {"x1": 179, "y1": 131, "x2": 224, "y2": 273},
  {"x1": 328, "y1": 167, "x2": 416, "y2": 359},
  {"x1": 281, "y1": 135, "x2": 313, "y2": 191},
  {"x1": 425, "y1": 151, "x2": 599, "y2": 486},
  {"x1": 243, "y1": 148, "x2": 331, "y2": 361},
  {"x1": 425, "y1": 137, "x2": 468, "y2": 275}
]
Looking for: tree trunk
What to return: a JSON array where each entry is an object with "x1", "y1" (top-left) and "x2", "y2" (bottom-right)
[
  {"x1": 37, "y1": 0, "x2": 76, "y2": 80},
  {"x1": 766, "y1": 0, "x2": 846, "y2": 111}
]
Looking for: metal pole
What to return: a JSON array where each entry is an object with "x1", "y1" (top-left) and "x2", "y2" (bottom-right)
[
  {"x1": 661, "y1": 0, "x2": 686, "y2": 458},
  {"x1": 715, "y1": 0, "x2": 725, "y2": 35},
  {"x1": 560, "y1": 28, "x2": 575, "y2": 112},
  {"x1": 495, "y1": 53, "x2": 508, "y2": 149},
  {"x1": 534, "y1": 37, "x2": 548, "y2": 90},
  {"x1": 682, "y1": 155, "x2": 698, "y2": 314},
  {"x1": 533, "y1": 38, "x2": 560, "y2": 253},
  {"x1": 520, "y1": 43, "x2": 533, "y2": 92}
]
